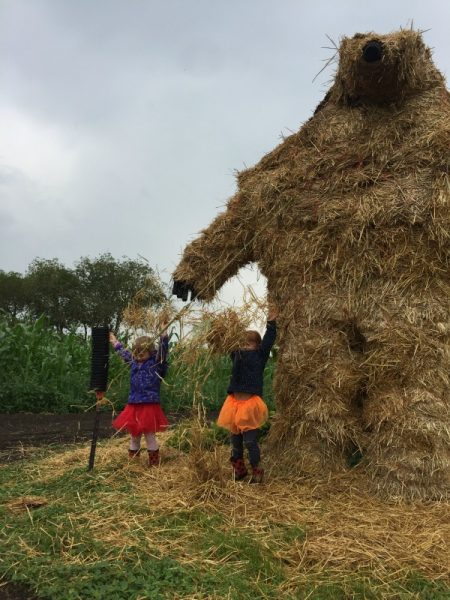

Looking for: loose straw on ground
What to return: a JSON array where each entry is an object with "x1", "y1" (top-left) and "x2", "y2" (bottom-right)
[{"x1": 6, "y1": 437, "x2": 449, "y2": 590}]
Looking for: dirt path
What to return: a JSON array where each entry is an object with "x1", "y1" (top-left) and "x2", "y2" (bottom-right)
[
  {"x1": 0, "y1": 582, "x2": 41, "y2": 600},
  {"x1": 0, "y1": 411, "x2": 194, "y2": 463},
  {"x1": 0, "y1": 412, "x2": 116, "y2": 462}
]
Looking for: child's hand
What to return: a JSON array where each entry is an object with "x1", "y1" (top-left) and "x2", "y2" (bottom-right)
[
  {"x1": 268, "y1": 304, "x2": 278, "y2": 321},
  {"x1": 159, "y1": 321, "x2": 169, "y2": 334},
  {"x1": 109, "y1": 332, "x2": 119, "y2": 346}
]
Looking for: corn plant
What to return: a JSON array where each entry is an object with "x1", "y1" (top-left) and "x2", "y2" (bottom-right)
[{"x1": 0, "y1": 315, "x2": 274, "y2": 415}]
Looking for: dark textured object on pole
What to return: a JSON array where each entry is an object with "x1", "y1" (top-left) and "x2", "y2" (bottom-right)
[
  {"x1": 88, "y1": 327, "x2": 110, "y2": 471},
  {"x1": 89, "y1": 327, "x2": 110, "y2": 392}
]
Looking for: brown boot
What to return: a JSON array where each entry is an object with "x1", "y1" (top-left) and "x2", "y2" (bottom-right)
[
  {"x1": 250, "y1": 466, "x2": 264, "y2": 484},
  {"x1": 128, "y1": 449, "x2": 141, "y2": 459},
  {"x1": 148, "y1": 449, "x2": 160, "y2": 467},
  {"x1": 230, "y1": 457, "x2": 248, "y2": 481}
]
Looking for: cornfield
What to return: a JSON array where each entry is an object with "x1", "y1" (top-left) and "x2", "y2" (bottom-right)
[{"x1": 0, "y1": 315, "x2": 275, "y2": 415}]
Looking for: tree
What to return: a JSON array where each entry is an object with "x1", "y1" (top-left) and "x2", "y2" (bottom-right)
[
  {"x1": 74, "y1": 254, "x2": 166, "y2": 333},
  {"x1": 25, "y1": 259, "x2": 81, "y2": 332},
  {"x1": 0, "y1": 270, "x2": 28, "y2": 322}
]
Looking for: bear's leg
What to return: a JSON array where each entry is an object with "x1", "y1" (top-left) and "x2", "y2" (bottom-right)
[
  {"x1": 268, "y1": 324, "x2": 364, "y2": 475},
  {"x1": 361, "y1": 322, "x2": 450, "y2": 500},
  {"x1": 363, "y1": 383, "x2": 449, "y2": 500}
]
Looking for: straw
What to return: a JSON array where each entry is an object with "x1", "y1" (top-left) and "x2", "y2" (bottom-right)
[
  {"x1": 172, "y1": 29, "x2": 450, "y2": 500},
  {"x1": 8, "y1": 437, "x2": 448, "y2": 585}
]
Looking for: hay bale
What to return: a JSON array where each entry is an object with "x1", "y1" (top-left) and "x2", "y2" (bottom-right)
[{"x1": 173, "y1": 29, "x2": 450, "y2": 499}]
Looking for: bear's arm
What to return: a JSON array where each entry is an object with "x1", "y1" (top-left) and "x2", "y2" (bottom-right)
[{"x1": 173, "y1": 192, "x2": 255, "y2": 301}]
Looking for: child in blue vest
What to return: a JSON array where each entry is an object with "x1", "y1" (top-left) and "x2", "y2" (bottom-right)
[
  {"x1": 217, "y1": 308, "x2": 277, "y2": 483},
  {"x1": 110, "y1": 327, "x2": 169, "y2": 466}
]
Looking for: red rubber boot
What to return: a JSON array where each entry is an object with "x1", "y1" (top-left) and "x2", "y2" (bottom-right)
[
  {"x1": 147, "y1": 449, "x2": 160, "y2": 467},
  {"x1": 230, "y1": 457, "x2": 248, "y2": 481},
  {"x1": 250, "y1": 466, "x2": 264, "y2": 484}
]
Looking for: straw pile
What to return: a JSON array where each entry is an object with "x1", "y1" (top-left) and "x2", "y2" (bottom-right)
[
  {"x1": 173, "y1": 29, "x2": 450, "y2": 499},
  {"x1": 10, "y1": 437, "x2": 448, "y2": 592}
]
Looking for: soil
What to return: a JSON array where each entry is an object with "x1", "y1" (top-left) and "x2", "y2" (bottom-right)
[
  {"x1": 0, "y1": 583, "x2": 41, "y2": 600},
  {"x1": 0, "y1": 412, "x2": 116, "y2": 463},
  {"x1": 0, "y1": 411, "x2": 196, "y2": 463}
]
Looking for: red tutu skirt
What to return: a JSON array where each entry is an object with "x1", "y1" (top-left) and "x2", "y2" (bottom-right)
[{"x1": 112, "y1": 403, "x2": 168, "y2": 436}]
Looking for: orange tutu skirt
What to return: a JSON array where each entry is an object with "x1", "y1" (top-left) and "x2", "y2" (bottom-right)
[
  {"x1": 112, "y1": 403, "x2": 168, "y2": 437},
  {"x1": 217, "y1": 394, "x2": 268, "y2": 434}
]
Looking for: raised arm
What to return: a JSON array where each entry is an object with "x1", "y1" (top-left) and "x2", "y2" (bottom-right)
[
  {"x1": 259, "y1": 320, "x2": 277, "y2": 363},
  {"x1": 109, "y1": 332, "x2": 132, "y2": 364},
  {"x1": 173, "y1": 192, "x2": 255, "y2": 302},
  {"x1": 156, "y1": 334, "x2": 169, "y2": 378}
]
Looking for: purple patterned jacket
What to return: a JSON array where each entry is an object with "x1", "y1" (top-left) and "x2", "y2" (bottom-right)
[{"x1": 114, "y1": 335, "x2": 169, "y2": 404}]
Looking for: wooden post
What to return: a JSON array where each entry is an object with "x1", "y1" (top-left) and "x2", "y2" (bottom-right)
[{"x1": 88, "y1": 392, "x2": 103, "y2": 471}]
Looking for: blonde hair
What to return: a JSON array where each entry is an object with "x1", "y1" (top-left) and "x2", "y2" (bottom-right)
[{"x1": 132, "y1": 336, "x2": 155, "y2": 357}]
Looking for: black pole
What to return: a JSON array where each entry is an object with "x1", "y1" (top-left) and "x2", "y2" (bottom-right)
[
  {"x1": 88, "y1": 392, "x2": 103, "y2": 471},
  {"x1": 88, "y1": 327, "x2": 110, "y2": 471}
]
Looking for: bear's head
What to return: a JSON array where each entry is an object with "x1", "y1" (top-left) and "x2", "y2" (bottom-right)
[{"x1": 332, "y1": 29, "x2": 444, "y2": 105}]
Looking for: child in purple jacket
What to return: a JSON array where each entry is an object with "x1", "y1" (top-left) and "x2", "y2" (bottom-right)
[{"x1": 110, "y1": 327, "x2": 169, "y2": 466}]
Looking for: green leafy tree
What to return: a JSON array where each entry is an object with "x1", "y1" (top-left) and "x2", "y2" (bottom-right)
[
  {"x1": 74, "y1": 254, "x2": 166, "y2": 333},
  {"x1": 0, "y1": 270, "x2": 28, "y2": 322},
  {"x1": 25, "y1": 259, "x2": 81, "y2": 332}
]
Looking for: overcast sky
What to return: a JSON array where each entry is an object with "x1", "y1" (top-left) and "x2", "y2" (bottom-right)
[{"x1": 1, "y1": 0, "x2": 449, "y2": 306}]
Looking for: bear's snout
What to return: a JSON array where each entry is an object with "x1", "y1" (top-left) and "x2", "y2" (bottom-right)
[{"x1": 362, "y1": 40, "x2": 383, "y2": 63}]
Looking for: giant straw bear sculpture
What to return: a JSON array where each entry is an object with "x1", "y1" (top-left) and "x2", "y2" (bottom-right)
[{"x1": 173, "y1": 30, "x2": 450, "y2": 499}]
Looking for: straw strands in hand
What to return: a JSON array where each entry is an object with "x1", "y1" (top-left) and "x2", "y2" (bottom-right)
[
  {"x1": 169, "y1": 290, "x2": 267, "y2": 369},
  {"x1": 203, "y1": 308, "x2": 250, "y2": 355},
  {"x1": 203, "y1": 292, "x2": 268, "y2": 356},
  {"x1": 122, "y1": 300, "x2": 176, "y2": 339}
]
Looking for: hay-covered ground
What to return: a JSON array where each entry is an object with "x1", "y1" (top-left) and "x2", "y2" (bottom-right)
[{"x1": 1, "y1": 426, "x2": 449, "y2": 600}]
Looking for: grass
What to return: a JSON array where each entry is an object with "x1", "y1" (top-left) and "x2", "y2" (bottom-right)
[{"x1": 1, "y1": 428, "x2": 449, "y2": 600}]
